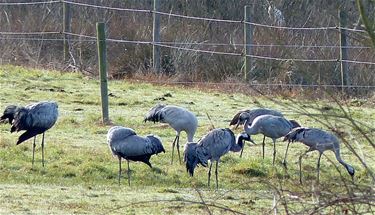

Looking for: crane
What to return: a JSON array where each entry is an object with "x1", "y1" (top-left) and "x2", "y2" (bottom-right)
[
  {"x1": 283, "y1": 127, "x2": 355, "y2": 184},
  {"x1": 107, "y1": 126, "x2": 165, "y2": 185},
  {"x1": 240, "y1": 114, "x2": 300, "y2": 165},
  {"x1": 144, "y1": 104, "x2": 198, "y2": 164},
  {"x1": 184, "y1": 128, "x2": 244, "y2": 189},
  {"x1": 1, "y1": 101, "x2": 58, "y2": 167},
  {"x1": 230, "y1": 108, "x2": 283, "y2": 158}
]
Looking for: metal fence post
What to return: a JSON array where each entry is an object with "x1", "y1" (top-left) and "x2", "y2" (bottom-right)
[
  {"x1": 339, "y1": 9, "x2": 350, "y2": 93},
  {"x1": 244, "y1": 5, "x2": 253, "y2": 82},
  {"x1": 63, "y1": 2, "x2": 72, "y2": 62},
  {"x1": 96, "y1": 22, "x2": 110, "y2": 124},
  {"x1": 153, "y1": 0, "x2": 161, "y2": 73}
]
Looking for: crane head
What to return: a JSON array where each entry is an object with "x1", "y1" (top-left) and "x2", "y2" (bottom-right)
[
  {"x1": 346, "y1": 165, "x2": 355, "y2": 177},
  {"x1": 0, "y1": 105, "x2": 19, "y2": 124},
  {"x1": 237, "y1": 132, "x2": 256, "y2": 146}
]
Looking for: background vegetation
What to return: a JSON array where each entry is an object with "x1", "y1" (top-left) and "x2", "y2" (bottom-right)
[{"x1": 0, "y1": 0, "x2": 374, "y2": 91}]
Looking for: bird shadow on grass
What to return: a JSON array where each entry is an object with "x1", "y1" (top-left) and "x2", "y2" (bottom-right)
[
  {"x1": 233, "y1": 167, "x2": 267, "y2": 177},
  {"x1": 151, "y1": 167, "x2": 167, "y2": 175}
]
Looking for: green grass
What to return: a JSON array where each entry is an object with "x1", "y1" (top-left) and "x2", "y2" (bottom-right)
[{"x1": 0, "y1": 65, "x2": 374, "y2": 214}]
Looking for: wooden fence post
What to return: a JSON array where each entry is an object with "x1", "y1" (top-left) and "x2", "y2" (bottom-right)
[
  {"x1": 153, "y1": 0, "x2": 161, "y2": 73},
  {"x1": 96, "y1": 22, "x2": 110, "y2": 124},
  {"x1": 63, "y1": 2, "x2": 72, "y2": 62},
  {"x1": 244, "y1": 5, "x2": 253, "y2": 82},
  {"x1": 339, "y1": 9, "x2": 350, "y2": 93}
]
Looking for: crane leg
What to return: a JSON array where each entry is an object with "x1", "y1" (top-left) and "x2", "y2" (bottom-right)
[
  {"x1": 41, "y1": 132, "x2": 45, "y2": 167},
  {"x1": 170, "y1": 135, "x2": 178, "y2": 164},
  {"x1": 282, "y1": 140, "x2": 291, "y2": 168},
  {"x1": 127, "y1": 160, "x2": 131, "y2": 186},
  {"x1": 317, "y1": 153, "x2": 322, "y2": 184},
  {"x1": 262, "y1": 135, "x2": 266, "y2": 159},
  {"x1": 272, "y1": 139, "x2": 276, "y2": 165},
  {"x1": 207, "y1": 162, "x2": 213, "y2": 188},
  {"x1": 176, "y1": 136, "x2": 181, "y2": 164},
  {"x1": 299, "y1": 149, "x2": 312, "y2": 184},
  {"x1": 215, "y1": 160, "x2": 219, "y2": 190},
  {"x1": 118, "y1": 157, "x2": 121, "y2": 185},
  {"x1": 32, "y1": 136, "x2": 36, "y2": 168}
]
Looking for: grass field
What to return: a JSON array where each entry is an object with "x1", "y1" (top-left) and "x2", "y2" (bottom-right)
[{"x1": 0, "y1": 65, "x2": 374, "y2": 214}]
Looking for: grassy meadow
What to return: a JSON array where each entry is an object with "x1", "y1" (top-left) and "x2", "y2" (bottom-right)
[{"x1": 0, "y1": 65, "x2": 374, "y2": 214}]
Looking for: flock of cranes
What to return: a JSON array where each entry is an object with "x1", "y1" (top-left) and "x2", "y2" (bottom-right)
[{"x1": 0, "y1": 101, "x2": 355, "y2": 188}]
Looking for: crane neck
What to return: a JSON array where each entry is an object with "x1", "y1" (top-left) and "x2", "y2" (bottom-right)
[
  {"x1": 334, "y1": 147, "x2": 355, "y2": 176},
  {"x1": 243, "y1": 119, "x2": 257, "y2": 135}
]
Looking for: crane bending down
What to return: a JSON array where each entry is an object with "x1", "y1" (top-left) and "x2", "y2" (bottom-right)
[
  {"x1": 283, "y1": 127, "x2": 355, "y2": 184},
  {"x1": 240, "y1": 113, "x2": 300, "y2": 165},
  {"x1": 0, "y1": 101, "x2": 58, "y2": 167},
  {"x1": 230, "y1": 108, "x2": 283, "y2": 158},
  {"x1": 144, "y1": 104, "x2": 198, "y2": 164},
  {"x1": 107, "y1": 126, "x2": 165, "y2": 185},
  {"x1": 184, "y1": 128, "x2": 244, "y2": 189}
]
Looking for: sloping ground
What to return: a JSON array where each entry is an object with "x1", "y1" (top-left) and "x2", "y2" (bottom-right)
[{"x1": 0, "y1": 65, "x2": 374, "y2": 214}]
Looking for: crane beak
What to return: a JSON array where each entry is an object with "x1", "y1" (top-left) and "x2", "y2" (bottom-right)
[
  {"x1": 249, "y1": 139, "x2": 256, "y2": 145},
  {"x1": 242, "y1": 133, "x2": 256, "y2": 145},
  {"x1": 235, "y1": 121, "x2": 241, "y2": 129}
]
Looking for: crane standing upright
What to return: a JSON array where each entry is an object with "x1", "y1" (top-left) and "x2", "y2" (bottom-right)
[
  {"x1": 240, "y1": 113, "x2": 300, "y2": 165},
  {"x1": 1, "y1": 101, "x2": 59, "y2": 167},
  {"x1": 230, "y1": 108, "x2": 284, "y2": 158}
]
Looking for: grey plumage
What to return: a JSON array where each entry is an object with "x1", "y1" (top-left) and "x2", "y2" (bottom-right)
[
  {"x1": 184, "y1": 128, "x2": 243, "y2": 189},
  {"x1": 145, "y1": 104, "x2": 198, "y2": 164},
  {"x1": 283, "y1": 127, "x2": 355, "y2": 184},
  {"x1": 107, "y1": 126, "x2": 165, "y2": 185},
  {"x1": 1, "y1": 101, "x2": 58, "y2": 167},
  {"x1": 230, "y1": 108, "x2": 284, "y2": 158},
  {"x1": 229, "y1": 108, "x2": 283, "y2": 127},
  {"x1": 241, "y1": 113, "x2": 300, "y2": 165}
]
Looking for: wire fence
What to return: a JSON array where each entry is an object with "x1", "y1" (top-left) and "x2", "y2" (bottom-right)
[
  {"x1": 1, "y1": 31, "x2": 373, "y2": 65},
  {"x1": 0, "y1": 0, "x2": 374, "y2": 91}
]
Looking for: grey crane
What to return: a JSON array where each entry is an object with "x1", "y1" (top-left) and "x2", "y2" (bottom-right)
[
  {"x1": 229, "y1": 108, "x2": 283, "y2": 127},
  {"x1": 0, "y1": 101, "x2": 58, "y2": 167},
  {"x1": 184, "y1": 128, "x2": 244, "y2": 189},
  {"x1": 240, "y1": 113, "x2": 300, "y2": 165},
  {"x1": 230, "y1": 108, "x2": 283, "y2": 158},
  {"x1": 107, "y1": 126, "x2": 165, "y2": 185},
  {"x1": 144, "y1": 104, "x2": 198, "y2": 164},
  {"x1": 283, "y1": 127, "x2": 355, "y2": 184}
]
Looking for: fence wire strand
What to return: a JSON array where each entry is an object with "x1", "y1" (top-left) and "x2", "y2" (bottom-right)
[
  {"x1": 57, "y1": 0, "x2": 369, "y2": 33},
  {"x1": 0, "y1": 0, "x2": 59, "y2": 6},
  {"x1": 62, "y1": 0, "x2": 150, "y2": 13},
  {"x1": 0, "y1": 31, "x2": 61, "y2": 35},
  {"x1": 0, "y1": 31, "x2": 373, "y2": 65},
  {"x1": 0, "y1": 34, "x2": 372, "y2": 49},
  {"x1": 141, "y1": 80, "x2": 375, "y2": 89}
]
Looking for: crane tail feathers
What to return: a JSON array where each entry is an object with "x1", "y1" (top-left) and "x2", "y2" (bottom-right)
[
  {"x1": 17, "y1": 130, "x2": 41, "y2": 145},
  {"x1": 229, "y1": 111, "x2": 243, "y2": 126}
]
